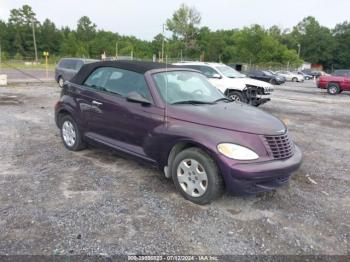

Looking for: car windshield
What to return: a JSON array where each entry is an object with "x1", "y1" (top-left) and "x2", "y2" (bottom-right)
[
  {"x1": 153, "y1": 71, "x2": 226, "y2": 105},
  {"x1": 215, "y1": 65, "x2": 245, "y2": 78}
]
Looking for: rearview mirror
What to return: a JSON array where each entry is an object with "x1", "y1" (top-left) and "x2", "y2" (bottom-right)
[
  {"x1": 211, "y1": 73, "x2": 222, "y2": 79},
  {"x1": 127, "y1": 92, "x2": 151, "y2": 105}
]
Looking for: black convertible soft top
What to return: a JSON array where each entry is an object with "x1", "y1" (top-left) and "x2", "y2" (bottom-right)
[{"x1": 70, "y1": 60, "x2": 178, "y2": 85}]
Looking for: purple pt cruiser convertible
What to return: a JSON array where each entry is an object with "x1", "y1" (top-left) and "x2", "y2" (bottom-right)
[{"x1": 55, "y1": 60, "x2": 302, "y2": 204}]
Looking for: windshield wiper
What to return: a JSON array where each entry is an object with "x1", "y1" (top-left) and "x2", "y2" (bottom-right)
[
  {"x1": 171, "y1": 100, "x2": 214, "y2": 105},
  {"x1": 213, "y1": 97, "x2": 232, "y2": 103}
]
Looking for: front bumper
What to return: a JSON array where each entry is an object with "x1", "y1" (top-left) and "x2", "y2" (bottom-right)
[
  {"x1": 251, "y1": 97, "x2": 270, "y2": 106},
  {"x1": 244, "y1": 85, "x2": 273, "y2": 106},
  {"x1": 275, "y1": 79, "x2": 285, "y2": 84},
  {"x1": 220, "y1": 145, "x2": 302, "y2": 194}
]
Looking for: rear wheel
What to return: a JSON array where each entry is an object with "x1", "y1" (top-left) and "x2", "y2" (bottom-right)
[
  {"x1": 227, "y1": 91, "x2": 246, "y2": 103},
  {"x1": 327, "y1": 83, "x2": 340, "y2": 95},
  {"x1": 172, "y1": 148, "x2": 224, "y2": 205}
]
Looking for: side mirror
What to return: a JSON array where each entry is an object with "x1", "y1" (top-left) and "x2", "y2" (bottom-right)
[
  {"x1": 126, "y1": 92, "x2": 151, "y2": 105},
  {"x1": 211, "y1": 73, "x2": 222, "y2": 79}
]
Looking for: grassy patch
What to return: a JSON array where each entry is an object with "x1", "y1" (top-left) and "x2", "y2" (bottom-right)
[{"x1": 0, "y1": 62, "x2": 56, "y2": 70}]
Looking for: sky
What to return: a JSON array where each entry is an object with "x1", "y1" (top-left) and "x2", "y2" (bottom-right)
[{"x1": 1, "y1": 0, "x2": 350, "y2": 40}]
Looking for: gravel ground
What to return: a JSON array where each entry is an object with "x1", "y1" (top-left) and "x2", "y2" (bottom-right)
[
  {"x1": 0, "y1": 68, "x2": 54, "y2": 82},
  {"x1": 0, "y1": 81, "x2": 349, "y2": 256}
]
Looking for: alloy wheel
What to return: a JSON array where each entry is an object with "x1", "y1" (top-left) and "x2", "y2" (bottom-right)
[
  {"x1": 62, "y1": 121, "x2": 76, "y2": 147},
  {"x1": 329, "y1": 86, "x2": 337, "y2": 94},
  {"x1": 177, "y1": 159, "x2": 208, "y2": 197},
  {"x1": 229, "y1": 94, "x2": 241, "y2": 102},
  {"x1": 58, "y1": 77, "x2": 64, "y2": 88}
]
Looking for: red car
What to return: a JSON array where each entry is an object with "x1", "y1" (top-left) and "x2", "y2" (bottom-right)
[{"x1": 317, "y1": 70, "x2": 350, "y2": 95}]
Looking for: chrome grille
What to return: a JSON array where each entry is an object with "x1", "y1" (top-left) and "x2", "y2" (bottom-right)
[{"x1": 264, "y1": 133, "x2": 295, "y2": 160}]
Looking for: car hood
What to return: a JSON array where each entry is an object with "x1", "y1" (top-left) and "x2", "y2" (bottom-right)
[
  {"x1": 168, "y1": 102, "x2": 286, "y2": 135},
  {"x1": 224, "y1": 77, "x2": 272, "y2": 90}
]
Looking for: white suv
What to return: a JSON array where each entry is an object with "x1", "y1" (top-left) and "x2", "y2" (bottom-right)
[{"x1": 173, "y1": 62, "x2": 273, "y2": 106}]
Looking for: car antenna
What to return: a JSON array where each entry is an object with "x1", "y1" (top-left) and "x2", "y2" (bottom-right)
[{"x1": 165, "y1": 54, "x2": 168, "y2": 127}]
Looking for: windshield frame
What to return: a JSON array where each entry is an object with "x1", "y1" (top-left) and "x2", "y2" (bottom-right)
[{"x1": 149, "y1": 69, "x2": 227, "y2": 106}]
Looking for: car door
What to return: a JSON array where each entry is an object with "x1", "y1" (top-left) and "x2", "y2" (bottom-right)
[
  {"x1": 249, "y1": 70, "x2": 259, "y2": 80},
  {"x1": 83, "y1": 67, "x2": 164, "y2": 159},
  {"x1": 255, "y1": 71, "x2": 267, "y2": 82}
]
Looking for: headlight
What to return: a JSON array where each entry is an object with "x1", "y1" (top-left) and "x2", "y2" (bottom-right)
[{"x1": 217, "y1": 143, "x2": 259, "y2": 160}]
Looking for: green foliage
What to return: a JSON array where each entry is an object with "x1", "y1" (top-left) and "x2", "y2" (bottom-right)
[
  {"x1": 76, "y1": 16, "x2": 96, "y2": 42},
  {"x1": 1, "y1": 5, "x2": 349, "y2": 70},
  {"x1": 166, "y1": 4, "x2": 201, "y2": 54},
  {"x1": 332, "y1": 22, "x2": 350, "y2": 69},
  {"x1": 14, "y1": 52, "x2": 23, "y2": 60},
  {"x1": 290, "y1": 17, "x2": 336, "y2": 68},
  {"x1": 0, "y1": 51, "x2": 9, "y2": 61}
]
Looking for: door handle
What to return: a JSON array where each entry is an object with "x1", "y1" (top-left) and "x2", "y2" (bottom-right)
[{"x1": 92, "y1": 100, "x2": 103, "y2": 106}]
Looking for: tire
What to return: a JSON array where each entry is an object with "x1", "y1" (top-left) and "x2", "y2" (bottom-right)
[
  {"x1": 60, "y1": 115, "x2": 86, "y2": 151},
  {"x1": 270, "y1": 78, "x2": 277, "y2": 85},
  {"x1": 292, "y1": 77, "x2": 298, "y2": 82},
  {"x1": 58, "y1": 76, "x2": 64, "y2": 88},
  {"x1": 227, "y1": 91, "x2": 246, "y2": 103},
  {"x1": 171, "y1": 147, "x2": 224, "y2": 205},
  {"x1": 327, "y1": 83, "x2": 340, "y2": 95}
]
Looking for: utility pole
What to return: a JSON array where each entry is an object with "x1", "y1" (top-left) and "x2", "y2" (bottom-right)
[
  {"x1": 161, "y1": 24, "x2": 165, "y2": 63},
  {"x1": 115, "y1": 42, "x2": 118, "y2": 59},
  {"x1": 43, "y1": 51, "x2": 49, "y2": 79},
  {"x1": 297, "y1": 43, "x2": 301, "y2": 57},
  {"x1": 31, "y1": 20, "x2": 38, "y2": 63}
]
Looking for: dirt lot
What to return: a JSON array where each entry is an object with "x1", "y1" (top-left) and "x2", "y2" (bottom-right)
[
  {"x1": 0, "y1": 68, "x2": 54, "y2": 82},
  {"x1": 0, "y1": 80, "x2": 349, "y2": 256}
]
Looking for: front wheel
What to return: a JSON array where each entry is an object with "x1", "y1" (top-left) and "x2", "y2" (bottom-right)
[
  {"x1": 60, "y1": 115, "x2": 86, "y2": 151},
  {"x1": 292, "y1": 77, "x2": 298, "y2": 82},
  {"x1": 227, "y1": 91, "x2": 246, "y2": 103},
  {"x1": 58, "y1": 76, "x2": 64, "y2": 88},
  {"x1": 172, "y1": 148, "x2": 224, "y2": 205},
  {"x1": 270, "y1": 78, "x2": 277, "y2": 85}
]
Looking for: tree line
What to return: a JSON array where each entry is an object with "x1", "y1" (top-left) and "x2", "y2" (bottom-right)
[{"x1": 0, "y1": 4, "x2": 349, "y2": 70}]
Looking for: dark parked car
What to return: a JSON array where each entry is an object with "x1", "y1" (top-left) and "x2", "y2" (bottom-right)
[
  {"x1": 55, "y1": 58, "x2": 98, "y2": 87},
  {"x1": 301, "y1": 69, "x2": 321, "y2": 78},
  {"x1": 249, "y1": 70, "x2": 285, "y2": 85},
  {"x1": 297, "y1": 71, "x2": 313, "y2": 80},
  {"x1": 55, "y1": 61, "x2": 302, "y2": 204}
]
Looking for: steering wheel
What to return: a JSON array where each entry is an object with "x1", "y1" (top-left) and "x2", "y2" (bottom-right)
[{"x1": 192, "y1": 89, "x2": 203, "y2": 96}]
